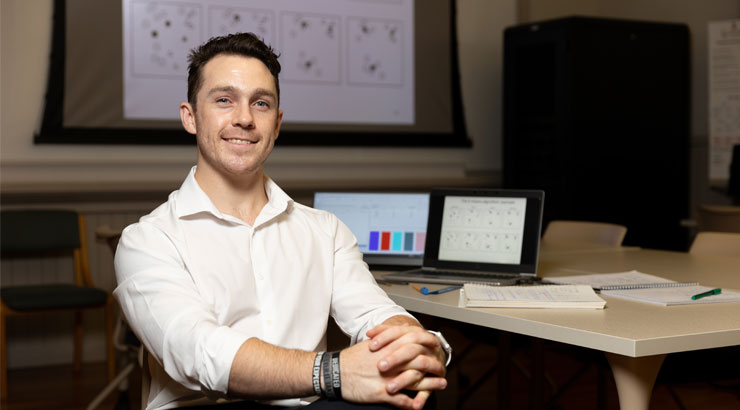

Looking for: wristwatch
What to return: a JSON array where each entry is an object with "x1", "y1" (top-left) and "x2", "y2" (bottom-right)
[{"x1": 427, "y1": 330, "x2": 452, "y2": 366}]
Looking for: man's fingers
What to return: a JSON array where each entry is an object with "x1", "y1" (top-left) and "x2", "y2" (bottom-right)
[
  {"x1": 366, "y1": 324, "x2": 389, "y2": 339},
  {"x1": 378, "y1": 343, "x2": 445, "y2": 377},
  {"x1": 369, "y1": 325, "x2": 409, "y2": 351},
  {"x1": 414, "y1": 377, "x2": 447, "y2": 391},
  {"x1": 403, "y1": 352, "x2": 446, "y2": 376},
  {"x1": 371, "y1": 326, "x2": 439, "y2": 354},
  {"x1": 386, "y1": 369, "x2": 447, "y2": 394},
  {"x1": 383, "y1": 390, "x2": 419, "y2": 410},
  {"x1": 378, "y1": 342, "x2": 426, "y2": 371},
  {"x1": 411, "y1": 390, "x2": 431, "y2": 410}
]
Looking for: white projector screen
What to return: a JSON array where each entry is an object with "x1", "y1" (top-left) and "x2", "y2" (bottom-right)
[
  {"x1": 123, "y1": 0, "x2": 415, "y2": 126},
  {"x1": 36, "y1": 0, "x2": 470, "y2": 146}
]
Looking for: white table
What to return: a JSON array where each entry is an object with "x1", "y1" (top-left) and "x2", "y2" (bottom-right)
[{"x1": 376, "y1": 247, "x2": 740, "y2": 410}]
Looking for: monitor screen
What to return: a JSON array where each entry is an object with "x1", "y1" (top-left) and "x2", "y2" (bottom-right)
[
  {"x1": 438, "y1": 195, "x2": 527, "y2": 265},
  {"x1": 313, "y1": 192, "x2": 430, "y2": 266}
]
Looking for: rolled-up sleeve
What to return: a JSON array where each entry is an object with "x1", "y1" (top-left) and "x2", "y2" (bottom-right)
[
  {"x1": 327, "y1": 215, "x2": 413, "y2": 344},
  {"x1": 114, "y1": 222, "x2": 247, "y2": 396}
]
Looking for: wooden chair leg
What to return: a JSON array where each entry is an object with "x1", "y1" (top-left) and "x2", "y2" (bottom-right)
[
  {"x1": 105, "y1": 298, "x2": 116, "y2": 381},
  {"x1": 1, "y1": 308, "x2": 8, "y2": 401},
  {"x1": 74, "y1": 311, "x2": 83, "y2": 374}
]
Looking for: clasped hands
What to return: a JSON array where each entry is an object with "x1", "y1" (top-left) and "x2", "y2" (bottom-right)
[{"x1": 339, "y1": 324, "x2": 448, "y2": 410}]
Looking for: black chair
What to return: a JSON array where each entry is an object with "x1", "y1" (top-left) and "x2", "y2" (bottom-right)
[{"x1": 1, "y1": 210, "x2": 115, "y2": 401}]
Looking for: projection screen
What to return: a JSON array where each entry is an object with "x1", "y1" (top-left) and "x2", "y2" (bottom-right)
[{"x1": 36, "y1": 0, "x2": 470, "y2": 146}]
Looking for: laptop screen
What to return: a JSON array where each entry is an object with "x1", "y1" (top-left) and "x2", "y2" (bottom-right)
[
  {"x1": 424, "y1": 188, "x2": 544, "y2": 275},
  {"x1": 312, "y1": 192, "x2": 430, "y2": 266},
  {"x1": 438, "y1": 195, "x2": 528, "y2": 265}
]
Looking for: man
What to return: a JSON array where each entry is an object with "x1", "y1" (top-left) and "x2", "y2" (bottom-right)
[{"x1": 114, "y1": 32, "x2": 450, "y2": 410}]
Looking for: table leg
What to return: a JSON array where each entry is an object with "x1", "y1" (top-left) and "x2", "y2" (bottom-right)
[
  {"x1": 605, "y1": 352, "x2": 666, "y2": 410},
  {"x1": 531, "y1": 338, "x2": 545, "y2": 410},
  {"x1": 498, "y1": 331, "x2": 511, "y2": 410}
]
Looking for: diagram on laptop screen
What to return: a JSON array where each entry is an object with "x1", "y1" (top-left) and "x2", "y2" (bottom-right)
[
  {"x1": 313, "y1": 193, "x2": 429, "y2": 256},
  {"x1": 438, "y1": 196, "x2": 527, "y2": 264}
]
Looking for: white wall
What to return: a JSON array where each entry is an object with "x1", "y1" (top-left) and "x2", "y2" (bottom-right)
[{"x1": 0, "y1": 0, "x2": 517, "y2": 194}]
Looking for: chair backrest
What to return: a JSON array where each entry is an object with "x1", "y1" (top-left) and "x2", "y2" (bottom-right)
[
  {"x1": 696, "y1": 205, "x2": 740, "y2": 233},
  {"x1": 542, "y1": 220, "x2": 627, "y2": 246},
  {"x1": 1, "y1": 210, "x2": 93, "y2": 286},
  {"x1": 1, "y1": 210, "x2": 80, "y2": 253},
  {"x1": 689, "y1": 231, "x2": 740, "y2": 257}
]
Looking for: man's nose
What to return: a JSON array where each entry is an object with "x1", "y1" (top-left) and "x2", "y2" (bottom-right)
[{"x1": 232, "y1": 104, "x2": 255, "y2": 129}]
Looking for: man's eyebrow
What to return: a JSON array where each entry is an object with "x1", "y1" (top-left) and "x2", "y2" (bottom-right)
[
  {"x1": 251, "y1": 88, "x2": 277, "y2": 101},
  {"x1": 205, "y1": 85, "x2": 238, "y2": 96},
  {"x1": 205, "y1": 86, "x2": 276, "y2": 101}
]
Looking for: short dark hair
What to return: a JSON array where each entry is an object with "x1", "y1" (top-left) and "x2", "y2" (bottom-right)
[{"x1": 186, "y1": 32, "x2": 281, "y2": 110}]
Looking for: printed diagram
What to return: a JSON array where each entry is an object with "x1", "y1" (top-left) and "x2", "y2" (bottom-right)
[
  {"x1": 280, "y1": 12, "x2": 341, "y2": 84},
  {"x1": 209, "y1": 7, "x2": 275, "y2": 46},
  {"x1": 130, "y1": 0, "x2": 202, "y2": 78},
  {"x1": 347, "y1": 17, "x2": 403, "y2": 86}
]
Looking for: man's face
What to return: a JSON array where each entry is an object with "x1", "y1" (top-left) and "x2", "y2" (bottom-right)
[{"x1": 180, "y1": 54, "x2": 283, "y2": 180}]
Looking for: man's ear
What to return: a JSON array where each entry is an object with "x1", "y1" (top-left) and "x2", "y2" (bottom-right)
[{"x1": 180, "y1": 102, "x2": 197, "y2": 135}]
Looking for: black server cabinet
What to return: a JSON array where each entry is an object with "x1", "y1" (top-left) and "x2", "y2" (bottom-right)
[{"x1": 503, "y1": 16, "x2": 690, "y2": 250}]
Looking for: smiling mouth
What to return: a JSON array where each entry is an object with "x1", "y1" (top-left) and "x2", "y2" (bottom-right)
[{"x1": 224, "y1": 138, "x2": 255, "y2": 145}]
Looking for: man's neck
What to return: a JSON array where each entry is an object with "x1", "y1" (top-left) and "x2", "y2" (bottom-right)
[{"x1": 194, "y1": 165, "x2": 268, "y2": 226}]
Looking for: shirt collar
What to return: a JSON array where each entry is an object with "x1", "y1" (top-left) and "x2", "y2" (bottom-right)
[{"x1": 175, "y1": 166, "x2": 293, "y2": 227}]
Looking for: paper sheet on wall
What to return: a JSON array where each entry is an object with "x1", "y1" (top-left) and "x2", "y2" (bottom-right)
[{"x1": 709, "y1": 19, "x2": 740, "y2": 182}]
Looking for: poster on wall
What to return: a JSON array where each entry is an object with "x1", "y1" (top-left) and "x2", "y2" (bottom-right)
[{"x1": 708, "y1": 19, "x2": 740, "y2": 182}]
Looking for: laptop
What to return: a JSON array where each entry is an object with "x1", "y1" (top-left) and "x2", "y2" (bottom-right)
[
  {"x1": 384, "y1": 188, "x2": 545, "y2": 286},
  {"x1": 312, "y1": 192, "x2": 430, "y2": 268}
]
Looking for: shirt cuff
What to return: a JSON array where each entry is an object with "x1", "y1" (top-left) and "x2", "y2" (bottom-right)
[{"x1": 199, "y1": 326, "x2": 250, "y2": 395}]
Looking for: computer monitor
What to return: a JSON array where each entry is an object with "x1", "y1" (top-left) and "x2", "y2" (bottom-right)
[{"x1": 312, "y1": 192, "x2": 430, "y2": 267}]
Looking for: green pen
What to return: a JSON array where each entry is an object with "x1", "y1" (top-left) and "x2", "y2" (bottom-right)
[{"x1": 691, "y1": 288, "x2": 722, "y2": 300}]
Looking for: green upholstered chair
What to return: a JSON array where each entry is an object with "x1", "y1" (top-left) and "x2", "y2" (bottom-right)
[{"x1": 0, "y1": 210, "x2": 114, "y2": 401}]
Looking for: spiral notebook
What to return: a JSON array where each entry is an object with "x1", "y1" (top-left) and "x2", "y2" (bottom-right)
[
  {"x1": 546, "y1": 270, "x2": 740, "y2": 306},
  {"x1": 546, "y1": 270, "x2": 697, "y2": 291},
  {"x1": 599, "y1": 285, "x2": 740, "y2": 306}
]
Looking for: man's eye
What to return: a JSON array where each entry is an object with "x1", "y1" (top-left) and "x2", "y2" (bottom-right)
[
  {"x1": 255, "y1": 101, "x2": 268, "y2": 108},
  {"x1": 216, "y1": 98, "x2": 230, "y2": 104}
]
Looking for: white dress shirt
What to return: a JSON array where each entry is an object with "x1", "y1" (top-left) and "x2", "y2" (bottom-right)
[{"x1": 114, "y1": 167, "x2": 412, "y2": 410}]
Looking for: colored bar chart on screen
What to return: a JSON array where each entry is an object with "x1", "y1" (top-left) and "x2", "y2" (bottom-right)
[
  {"x1": 381, "y1": 232, "x2": 391, "y2": 250},
  {"x1": 392, "y1": 232, "x2": 403, "y2": 251},
  {"x1": 313, "y1": 192, "x2": 429, "y2": 257},
  {"x1": 369, "y1": 231, "x2": 379, "y2": 251},
  {"x1": 415, "y1": 232, "x2": 426, "y2": 251},
  {"x1": 367, "y1": 231, "x2": 426, "y2": 254},
  {"x1": 404, "y1": 232, "x2": 414, "y2": 251}
]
